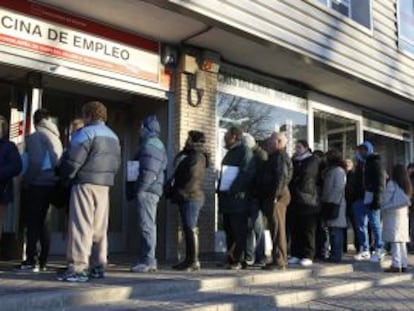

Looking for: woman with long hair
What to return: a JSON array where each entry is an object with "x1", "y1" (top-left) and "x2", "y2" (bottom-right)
[{"x1": 381, "y1": 164, "x2": 413, "y2": 272}]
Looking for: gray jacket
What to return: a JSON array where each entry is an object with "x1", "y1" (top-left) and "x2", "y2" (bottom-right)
[
  {"x1": 321, "y1": 166, "x2": 347, "y2": 228},
  {"x1": 24, "y1": 119, "x2": 63, "y2": 186}
]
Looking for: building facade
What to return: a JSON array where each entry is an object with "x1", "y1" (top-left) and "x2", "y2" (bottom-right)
[{"x1": 0, "y1": 0, "x2": 413, "y2": 259}]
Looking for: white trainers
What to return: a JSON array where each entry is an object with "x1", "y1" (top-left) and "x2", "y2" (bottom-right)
[
  {"x1": 300, "y1": 258, "x2": 313, "y2": 267},
  {"x1": 354, "y1": 251, "x2": 371, "y2": 261},
  {"x1": 288, "y1": 257, "x2": 301, "y2": 265},
  {"x1": 370, "y1": 249, "x2": 386, "y2": 263},
  {"x1": 130, "y1": 263, "x2": 157, "y2": 273}
]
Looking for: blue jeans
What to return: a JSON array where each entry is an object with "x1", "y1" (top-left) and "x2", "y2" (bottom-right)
[
  {"x1": 329, "y1": 227, "x2": 344, "y2": 262},
  {"x1": 245, "y1": 200, "x2": 265, "y2": 262},
  {"x1": 353, "y1": 199, "x2": 383, "y2": 252},
  {"x1": 136, "y1": 192, "x2": 160, "y2": 266},
  {"x1": 179, "y1": 201, "x2": 203, "y2": 230}
]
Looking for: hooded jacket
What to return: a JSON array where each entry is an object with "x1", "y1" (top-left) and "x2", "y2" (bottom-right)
[
  {"x1": 60, "y1": 120, "x2": 121, "y2": 186},
  {"x1": 352, "y1": 141, "x2": 384, "y2": 209},
  {"x1": 171, "y1": 142, "x2": 210, "y2": 203},
  {"x1": 135, "y1": 115, "x2": 167, "y2": 197},
  {"x1": 0, "y1": 139, "x2": 22, "y2": 204},
  {"x1": 24, "y1": 119, "x2": 63, "y2": 186}
]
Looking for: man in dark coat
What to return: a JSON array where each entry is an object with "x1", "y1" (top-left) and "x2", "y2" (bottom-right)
[
  {"x1": 258, "y1": 132, "x2": 292, "y2": 270},
  {"x1": 131, "y1": 115, "x2": 167, "y2": 273},
  {"x1": 218, "y1": 126, "x2": 253, "y2": 270},
  {"x1": 352, "y1": 141, "x2": 385, "y2": 262}
]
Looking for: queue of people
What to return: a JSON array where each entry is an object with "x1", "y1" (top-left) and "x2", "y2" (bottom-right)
[{"x1": 0, "y1": 107, "x2": 413, "y2": 282}]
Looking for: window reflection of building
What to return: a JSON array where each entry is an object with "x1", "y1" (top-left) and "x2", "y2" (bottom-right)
[{"x1": 217, "y1": 92, "x2": 307, "y2": 156}]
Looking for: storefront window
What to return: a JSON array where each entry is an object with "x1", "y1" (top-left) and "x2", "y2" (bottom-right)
[
  {"x1": 217, "y1": 92, "x2": 307, "y2": 156},
  {"x1": 398, "y1": 0, "x2": 414, "y2": 55},
  {"x1": 316, "y1": 0, "x2": 372, "y2": 29}
]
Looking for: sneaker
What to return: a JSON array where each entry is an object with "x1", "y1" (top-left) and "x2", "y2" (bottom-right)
[
  {"x1": 370, "y1": 249, "x2": 386, "y2": 263},
  {"x1": 16, "y1": 261, "x2": 39, "y2": 272},
  {"x1": 130, "y1": 263, "x2": 157, "y2": 273},
  {"x1": 57, "y1": 270, "x2": 89, "y2": 282},
  {"x1": 288, "y1": 257, "x2": 300, "y2": 265},
  {"x1": 226, "y1": 262, "x2": 243, "y2": 270},
  {"x1": 354, "y1": 251, "x2": 371, "y2": 261},
  {"x1": 300, "y1": 258, "x2": 313, "y2": 267},
  {"x1": 39, "y1": 263, "x2": 47, "y2": 272},
  {"x1": 89, "y1": 265, "x2": 105, "y2": 279}
]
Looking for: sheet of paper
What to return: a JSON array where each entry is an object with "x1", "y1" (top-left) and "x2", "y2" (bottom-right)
[
  {"x1": 127, "y1": 161, "x2": 140, "y2": 182},
  {"x1": 363, "y1": 191, "x2": 374, "y2": 205},
  {"x1": 219, "y1": 165, "x2": 239, "y2": 191}
]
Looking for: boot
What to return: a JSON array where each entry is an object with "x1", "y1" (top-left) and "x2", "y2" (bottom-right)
[
  {"x1": 176, "y1": 227, "x2": 200, "y2": 271},
  {"x1": 172, "y1": 230, "x2": 190, "y2": 270}
]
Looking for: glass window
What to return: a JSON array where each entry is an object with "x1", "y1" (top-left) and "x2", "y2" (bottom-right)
[
  {"x1": 398, "y1": 0, "x2": 414, "y2": 55},
  {"x1": 217, "y1": 92, "x2": 308, "y2": 157},
  {"x1": 316, "y1": 0, "x2": 372, "y2": 29}
]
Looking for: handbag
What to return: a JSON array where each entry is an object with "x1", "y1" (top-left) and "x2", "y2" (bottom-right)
[
  {"x1": 321, "y1": 201, "x2": 340, "y2": 221},
  {"x1": 381, "y1": 181, "x2": 411, "y2": 210}
]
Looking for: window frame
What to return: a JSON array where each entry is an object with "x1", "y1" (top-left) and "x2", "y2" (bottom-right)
[
  {"x1": 311, "y1": 0, "x2": 373, "y2": 32},
  {"x1": 397, "y1": 0, "x2": 414, "y2": 56}
]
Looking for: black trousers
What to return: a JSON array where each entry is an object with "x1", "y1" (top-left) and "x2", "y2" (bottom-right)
[
  {"x1": 223, "y1": 211, "x2": 248, "y2": 263},
  {"x1": 290, "y1": 213, "x2": 319, "y2": 260},
  {"x1": 23, "y1": 185, "x2": 53, "y2": 265}
]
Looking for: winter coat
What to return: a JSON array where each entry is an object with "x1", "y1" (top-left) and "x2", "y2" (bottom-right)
[
  {"x1": 0, "y1": 139, "x2": 22, "y2": 204},
  {"x1": 257, "y1": 149, "x2": 292, "y2": 201},
  {"x1": 289, "y1": 153, "x2": 321, "y2": 215},
  {"x1": 171, "y1": 143, "x2": 209, "y2": 203},
  {"x1": 364, "y1": 153, "x2": 385, "y2": 210},
  {"x1": 218, "y1": 142, "x2": 253, "y2": 213},
  {"x1": 60, "y1": 121, "x2": 121, "y2": 186},
  {"x1": 321, "y1": 166, "x2": 347, "y2": 228},
  {"x1": 135, "y1": 118, "x2": 167, "y2": 197},
  {"x1": 24, "y1": 119, "x2": 63, "y2": 186},
  {"x1": 381, "y1": 181, "x2": 410, "y2": 243},
  {"x1": 248, "y1": 145, "x2": 268, "y2": 198}
]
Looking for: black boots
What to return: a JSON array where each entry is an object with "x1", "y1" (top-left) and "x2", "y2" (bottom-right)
[{"x1": 172, "y1": 227, "x2": 200, "y2": 271}]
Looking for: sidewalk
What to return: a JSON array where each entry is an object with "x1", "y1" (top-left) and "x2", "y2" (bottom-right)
[{"x1": 0, "y1": 254, "x2": 413, "y2": 311}]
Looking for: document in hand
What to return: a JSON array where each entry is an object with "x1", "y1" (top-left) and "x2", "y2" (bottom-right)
[{"x1": 219, "y1": 165, "x2": 239, "y2": 191}]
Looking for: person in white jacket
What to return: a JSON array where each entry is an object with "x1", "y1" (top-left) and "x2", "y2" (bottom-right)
[
  {"x1": 381, "y1": 164, "x2": 412, "y2": 273},
  {"x1": 321, "y1": 150, "x2": 347, "y2": 263}
]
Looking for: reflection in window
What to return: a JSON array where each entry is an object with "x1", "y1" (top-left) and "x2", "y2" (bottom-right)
[
  {"x1": 364, "y1": 131, "x2": 410, "y2": 174},
  {"x1": 217, "y1": 92, "x2": 307, "y2": 156},
  {"x1": 398, "y1": 0, "x2": 414, "y2": 55},
  {"x1": 316, "y1": 0, "x2": 372, "y2": 29}
]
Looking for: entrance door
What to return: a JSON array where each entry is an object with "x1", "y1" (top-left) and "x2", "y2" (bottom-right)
[
  {"x1": 38, "y1": 76, "x2": 168, "y2": 255},
  {"x1": 313, "y1": 109, "x2": 358, "y2": 159}
]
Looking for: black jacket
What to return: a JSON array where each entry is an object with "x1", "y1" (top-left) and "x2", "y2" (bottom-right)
[
  {"x1": 289, "y1": 154, "x2": 321, "y2": 215},
  {"x1": 218, "y1": 143, "x2": 253, "y2": 213},
  {"x1": 171, "y1": 143, "x2": 210, "y2": 203},
  {"x1": 257, "y1": 149, "x2": 292, "y2": 200},
  {"x1": 0, "y1": 139, "x2": 22, "y2": 204},
  {"x1": 364, "y1": 153, "x2": 384, "y2": 210}
]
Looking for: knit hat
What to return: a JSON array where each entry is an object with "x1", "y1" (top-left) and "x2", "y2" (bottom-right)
[
  {"x1": 142, "y1": 115, "x2": 161, "y2": 135},
  {"x1": 188, "y1": 130, "x2": 206, "y2": 143},
  {"x1": 357, "y1": 141, "x2": 374, "y2": 155}
]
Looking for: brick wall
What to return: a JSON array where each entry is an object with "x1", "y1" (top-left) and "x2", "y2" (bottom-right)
[{"x1": 165, "y1": 50, "x2": 219, "y2": 259}]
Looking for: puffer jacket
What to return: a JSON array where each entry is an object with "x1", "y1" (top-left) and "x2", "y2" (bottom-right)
[
  {"x1": 171, "y1": 142, "x2": 210, "y2": 203},
  {"x1": 0, "y1": 139, "x2": 22, "y2": 204},
  {"x1": 289, "y1": 153, "x2": 321, "y2": 215},
  {"x1": 24, "y1": 119, "x2": 63, "y2": 186},
  {"x1": 135, "y1": 116, "x2": 167, "y2": 197},
  {"x1": 60, "y1": 121, "x2": 121, "y2": 186}
]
